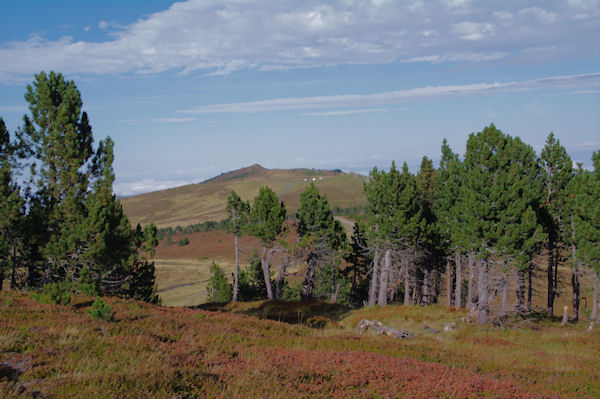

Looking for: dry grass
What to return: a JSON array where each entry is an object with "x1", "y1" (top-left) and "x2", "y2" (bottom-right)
[{"x1": 121, "y1": 165, "x2": 366, "y2": 228}]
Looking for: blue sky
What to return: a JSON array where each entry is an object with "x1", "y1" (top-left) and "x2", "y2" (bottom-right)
[{"x1": 0, "y1": 0, "x2": 599, "y2": 195}]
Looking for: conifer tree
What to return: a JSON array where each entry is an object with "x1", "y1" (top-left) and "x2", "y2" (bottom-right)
[
  {"x1": 462, "y1": 124, "x2": 510, "y2": 323},
  {"x1": 22, "y1": 71, "x2": 94, "y2": 283},
  {"x1": 226, "y1": 190, "x2": 250, "y2": 302},
  {"x1": 248, "y1": 186, "x2": 286, "y2": 300},
  {"x1": 435, "y1": 139, "x2": 465, "y2": 308},
  {"x1": 0, "y1": 119, "x2": 24, "y2": 290},
  {"x1": 344, "y1": 221, "x2": 371, "y2": 306},
  {"x1": 297, "y1": 182, "x2": 346, "y2": 301},
  {"x1": 540, "y1": 133, "x2": 573, "y2": 315},
  {"x1": 574, "y1": 152, "x2": 600, "y2": 320},
  {"x1": 416, "y1": 156, "x2": 440, "y2": 306}
]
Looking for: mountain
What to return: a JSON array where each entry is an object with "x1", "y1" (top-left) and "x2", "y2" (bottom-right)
[{"x1": 121, "y1": 164, "x2": 367, "y2": 228}]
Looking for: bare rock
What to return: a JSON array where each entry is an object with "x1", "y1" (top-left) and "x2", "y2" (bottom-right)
[{"x1": 355, "y1": 319, "x2": 414, "y2": 339}]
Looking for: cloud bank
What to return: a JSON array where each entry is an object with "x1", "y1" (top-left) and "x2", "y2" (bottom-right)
[
  {"x1": 1, "y1": 0, "x2": 598, "y2": 82},
  {"x1": 178, "y1": 73, "x2": 600, "y2": 114}
]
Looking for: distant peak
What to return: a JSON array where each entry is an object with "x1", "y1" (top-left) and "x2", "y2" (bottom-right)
[{"x1": 202, "y1": 163, "x2": 268, "y2": 184}]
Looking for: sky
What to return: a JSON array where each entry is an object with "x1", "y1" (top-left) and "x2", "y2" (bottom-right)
[{"x1": 0, "y1": 0, "x2": 599, "y2": 196}]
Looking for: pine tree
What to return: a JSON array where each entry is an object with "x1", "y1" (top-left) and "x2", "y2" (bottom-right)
[
  {"x1": 462, "y1": 124, "x2": 510, "y2": 323},
  {"x1": 22, "y1": 71, "x2": 94, "y2": 283},
  {"x1": 0, "y1": 119, "x2": 24, "y2": 291},
  {"x1": 343, "y1": 221, "x2": 371, "y2": 306},
  {"x1": 248, "y1": 186, "x2": 286, "y2": 300},
  {"x1": 226, "y1": 190, "x2": 250, "y2": 302},
  {"x1": 297, "y1": 182, "x2": 346, "y2": 301},
  {"x1": 206, "y1": 261, "x2": 233, "y2": 303},
  {"x1": 540, "y1": 133, "x2": 573, "y2": 315},
  {"x1": 574, "y1": 152, "x2": 600, "y2": 320},
  {"x1": 435, "y1": 139, "x2": 465, "y2": 308},
  {"x1": 416, "y1": 156, "x2": 440, "y2": 306}
]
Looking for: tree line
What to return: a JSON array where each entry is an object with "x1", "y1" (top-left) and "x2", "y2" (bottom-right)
[
  {"x1": 0, "y1": 72, "x2": 158, "y2": 302},
  {"x1": 222, "y1": 124, "x2": 599, "y2": 324}
]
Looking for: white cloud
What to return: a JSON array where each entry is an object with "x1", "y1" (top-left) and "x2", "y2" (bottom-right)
[
  {"x1": 151, "y1": 117, "x2": 196, "y2": 123},
  {"x1": 83, "y1": 26, "x2": 91, "y2": 32},
  {"x1": 179, "y1": 73, "x2": 600, "y2": 114},
  {"x1": 303, "y1": 108, "x2": 388, "y2": 116},
  {"x1": 0, "y1": 0, "x2": 596, "y2": 82},
  {"x1": 114, "y1": 178, "x2": 198, "y2": 196}
]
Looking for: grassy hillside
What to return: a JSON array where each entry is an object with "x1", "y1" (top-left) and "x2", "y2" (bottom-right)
[
  {"x1": 1, "y1": 292, "x2": 597, "y2": 398},
  {"x1": 121, "y1": 164, "x2": 367, "y2": 228}
]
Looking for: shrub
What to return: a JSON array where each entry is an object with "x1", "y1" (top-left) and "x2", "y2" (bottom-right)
[
  {"x1": 282, "y1": 281, "x2": 302, "y2": 302},
  {"x1": 206, "y1": 261, "x2": 232, "y2": 303},
  {"x1": 32, "y1": 282, "x2": 73, "y2": 305},
  {"x1": 178, "y1": 237, "x2": 190, "y2": 246},
  {"x1": 78, "y1": 266, "x2": 100, "y2": 296},
  {"x1": 87, "y1": 297, "x2": 113, "y2": 321}
]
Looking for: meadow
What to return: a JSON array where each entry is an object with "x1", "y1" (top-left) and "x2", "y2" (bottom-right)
[{"x1": 1, "y1": 291, "x2": 598, "y2": 398}]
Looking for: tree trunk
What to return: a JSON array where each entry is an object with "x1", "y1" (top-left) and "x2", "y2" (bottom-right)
[
  {"x1": 467, "y1": 253, "x2": 474, "y2": 311},
  {"x1": 527, "y1": 262, "x2": 533, "y2": 312},
  {"x1": 501, "y1": 273, "x2": 508, "y2": 315},
  {"x1": 571, "y1": 215, "x2": 580, "y2": 321},
  {"x1": 547, "y1": 238, "x2": 555, "y2": 315},
  {"x1": 0, "y1": 270, "x2": 3, "y2": 291},
  {"x1": 591, "y1": 273, "x2": 599, "y2": 321},
  {"x1": 378, "y1": 249, "x2": 390, "y2": 306},
  {"x1": 301, "y1": 251, "x2": 317, "y2": 300},
  {"x1": 261, "y1": 246, "x2": 275, "y2": 300},
  {"x1": 403, "y1": 257, "x2": 410, "y2": 306},
  {"x1": 422, "y1": 268, "x2": 430, "y2": 306},
  {"x1": 446, "y1": 259, "x2": 452, "y2": 308},
  {"x1": 368, "y1": 246, "x2": 380, "y2": 306},
  {"x1": 455, "y1": 252, "x2": 462, "y2": 309},
  {"x1": 232, "y1": 234, "x2": 239, "y2": 302},
  {"x1": 276, "y1": 256, "x2": 289, "y2": 300},
  {"x1": 330, "y1": 250, "x2": 337, "y2": 303},
  {"x1": 516, "y1": 269, "x2": 525, "y2": 312},
  {"x1": 477, "y1": 258, "x2": 489, "y2": 324}
]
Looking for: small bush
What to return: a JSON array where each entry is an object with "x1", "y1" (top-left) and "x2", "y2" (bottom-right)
[
  {"x1": 206, "y1": 261, "x2": 232, "y2": 303},
  {"x1": 78, "y1": 266, "x2": 99, "y2": 296},
  {"x1": 87, "y1": 297, "x2": 113, "y2": 321},
  {"x1": 178, "y1": 237, "x2": 190, "y2": 246},
  {"x1": 282, "y1": 281, "x2": 302, "y2": 302},
  {"x1": 32, "y1": 282, "x2": 73, "y2": 305}
]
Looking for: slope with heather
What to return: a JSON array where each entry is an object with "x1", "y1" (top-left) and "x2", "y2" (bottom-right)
[
  {"x1": 121, "y1": 164, "x2": 366, "y2": 228},
  {"x1": 1, "y1": 292, "x2": 598, "y2": 398}
]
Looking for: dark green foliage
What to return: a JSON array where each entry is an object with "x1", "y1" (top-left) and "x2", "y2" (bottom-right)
[
  {"x1": 178, "y1": 237, "x2": 190, "y2": 246},
  {"x1": 249, "y1": 186, "x2": 286, "y2": 246},
  {"x1": 0, "y1": 119, "x2": 24, "y2": 290},
  {"x1": 206, "y1": 261, "x2": 232, "y2": 303},
  {"x1": 157, "y1": 219, "x2": 229, "y2": 239},
  {"x1": 282, "y1": 280, "x2": 302, "y2": 301},
  {"x1": 77, "y1": 266, "x2": 99, "y2": 296},
  {"x1": 343, "y1": 222, "x2": 371, "y2": 306},
  {"x1": 237, "y1": 253, "x2": 271, "y2": 301},
  {"x1": 575, "y1": 153, "x2": 600, "y2": 273},
  {"x1": 32, "y1": 282, "x2": 73, "y2": 305},
  {"x1": 248, "y1": 186, "x2": 286, "y2": 300},
  {"x1": 86, "y1": 296, "x2": 113, "y2": 321},
  {"x1": 1, "y1": 72, "x2": 160, "y2": 302}
]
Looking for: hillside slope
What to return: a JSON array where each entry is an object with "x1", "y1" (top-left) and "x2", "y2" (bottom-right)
[
  {"x1": 2, "y1": 292, "x2": 596, "y2": 398},
  {"x1": 121, "y1": 164, "x2": 366, "y2": 228}
]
